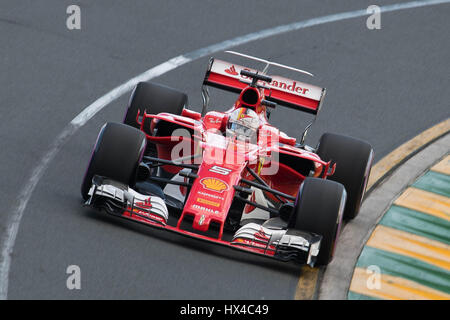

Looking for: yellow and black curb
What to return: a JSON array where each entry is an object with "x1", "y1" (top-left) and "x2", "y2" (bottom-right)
[{"x1": 297, "y1": 119, "x2": 449, "y2": 300}]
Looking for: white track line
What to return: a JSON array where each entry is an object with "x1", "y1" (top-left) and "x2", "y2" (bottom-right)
[{"x1": 1, "y1": 0, "x2": 448, "y2": 299}]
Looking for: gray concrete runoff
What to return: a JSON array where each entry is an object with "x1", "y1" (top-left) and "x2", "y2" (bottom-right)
[{"x1": 318, "y1": 133, "x2": 450, "y2": 300}]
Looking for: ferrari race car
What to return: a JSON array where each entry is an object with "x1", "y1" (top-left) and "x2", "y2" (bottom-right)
[{"x1": 81, "y1": 51, "x2": 373, "y2": 267}]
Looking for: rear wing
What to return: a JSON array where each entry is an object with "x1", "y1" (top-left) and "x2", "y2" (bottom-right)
[{"x1": 203, "y1": 58, "x2": 326, "y2": 115}]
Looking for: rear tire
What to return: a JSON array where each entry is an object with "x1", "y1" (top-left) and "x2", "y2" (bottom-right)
[
  {"x1": 123, "y1": 81, "x2": 187, "y2": 129},
  {"x1": 317, "y1": 133, "x2": 373, "y2": 220},
  {"x1": 290, "y1": 178, "x2": 346, "y2": 265},
  {"x1": 81, "y1": 122, "x2": 146, "y2": 200}
]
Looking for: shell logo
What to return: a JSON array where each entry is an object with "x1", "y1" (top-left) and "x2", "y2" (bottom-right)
[{"x1": 200, "y1": 178, "x2": 228, "y2": 193}]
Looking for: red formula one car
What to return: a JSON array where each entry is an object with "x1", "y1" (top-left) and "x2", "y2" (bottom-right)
[{"x1": 81, "y1": 51, "x2": 373, "y2": 266}]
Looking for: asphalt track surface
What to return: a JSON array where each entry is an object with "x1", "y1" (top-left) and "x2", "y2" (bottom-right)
[{"x1": 0, "y1": 0, "x2": 449, "y2": 299}]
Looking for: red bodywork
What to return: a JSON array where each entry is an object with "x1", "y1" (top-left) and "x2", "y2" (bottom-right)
[{"x1": 118, "y1": 59, "x2": 332, "y2": 258}]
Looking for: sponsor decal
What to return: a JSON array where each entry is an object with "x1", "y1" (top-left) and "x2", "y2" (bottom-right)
[
  {"x1": 234, "y1": 238, "x2": 267, "y2": 249},
  {"x1": 208, "y1": 117, "x2": 221, "y2": 124},
  {"x1": 197, "y1": 197, "x2": 220, "y2": 207},
  {"x1": 129, "y1": 209, "x2": 164, "y2": 223},
  {"x1": 198, "y1": 191, "x2": 224, "y2": 200},
  {"x1": 255, "y1": 227, "x2": 270, "y2": 241},
  {"x1": 200, "y1": 177, "x2": 229, "y2": 193},
  {"x1": 214, "y1": 59, "x2": 322, "y2": 100},
  {"x1": 239, "y1": 67, "x2": 310, "y2": 95},
  {"x1": 132, "y1": 200, "x2": 153, "y2": 216},
  {"x1": 128, "y1": 199, "x2": 167, "y2": 223},
  {"x1": 134, "y1": 199, "x2": 152, "y2": 209},
  {"x1": 209, "y1": 165, "x2": 232, "y2": 176},
  {"x1": 271, "y1": 80, "x2": 309, "y2": 95},
  {"x1": 192, "y1": 204, "x2": 220, "y2": 214},
  {"x1": 224, "y1": 65, "x2": 238, "y2": 75}
]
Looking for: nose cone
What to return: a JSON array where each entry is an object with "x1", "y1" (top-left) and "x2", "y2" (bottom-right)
[{"x1": 179, "y1": 160, "x2": 247, "y2": 237}]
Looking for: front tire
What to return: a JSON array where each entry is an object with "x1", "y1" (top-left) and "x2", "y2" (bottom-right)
[
  {"x1": 290, "y1": 178, "x2": 346, "y2": 265},
  {"x1": 81, "y1": 122, "x2": 146, "y2": 200},
  {"x1": 317, "y1": 133, "x2": 373, "y2": 220}
]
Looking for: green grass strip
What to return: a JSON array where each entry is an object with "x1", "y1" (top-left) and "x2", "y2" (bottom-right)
[
  {"x1": 413, "y1": 171, "x2": 450, "y2": 198},
  {"x1": 380, "y1": 205, "x2": 450, "y2": 245},
  {"x1": 347, "y1": 291, "x2": 380, "y2": 300},
  {"x1": 356, "y1": 246, "x2": 450, "y2": 294}
]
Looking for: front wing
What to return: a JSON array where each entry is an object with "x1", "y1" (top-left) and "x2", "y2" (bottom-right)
[{"x1": 86, "y1": 177, "x2": 322, "y2": 267}]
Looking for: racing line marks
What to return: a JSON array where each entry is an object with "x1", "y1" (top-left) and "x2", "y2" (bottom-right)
[{"x1": 1, "y1": 0, "x2": 450, "y2": 299}]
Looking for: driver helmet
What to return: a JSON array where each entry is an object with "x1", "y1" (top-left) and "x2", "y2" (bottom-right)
[{"x1": 226, "y1": 107, "x2": 259, "y2": 142}]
